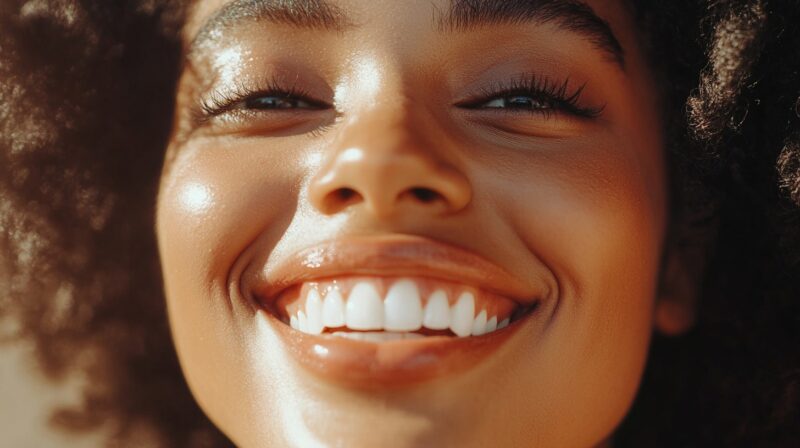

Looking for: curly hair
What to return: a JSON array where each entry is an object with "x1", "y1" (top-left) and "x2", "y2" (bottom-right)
[
  {"x1": 619, "y1": 1, "x2": 800, "y2": 447},
  {"x1": 0, "y1": 0, "x2": 798, "y2": 447},
  {"x1": 0, "y1": 1, "x2": 226, "y2": 446}
]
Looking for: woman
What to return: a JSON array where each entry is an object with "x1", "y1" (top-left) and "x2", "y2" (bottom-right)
[{"x1": 1, "y1": 0, "x2": 798, "y2": 446}]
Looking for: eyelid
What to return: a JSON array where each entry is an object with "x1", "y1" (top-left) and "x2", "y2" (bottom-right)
[
  {"x1": 197, "y1": 77, "x2": 333, "y2": 120},
  {"x1": 455, "y1": 74, "x2": 605, "y2": 119}
]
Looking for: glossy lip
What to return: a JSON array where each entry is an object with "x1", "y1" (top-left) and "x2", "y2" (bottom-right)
[
  {"x1": 253, "y1": 234, "x2": 544, "y2": 307},
  {"x1": 260, "y1": 307, "x2": 534, "y2": 389},
  {"x1": 250, "y1": 234, "x2": 547, "y2": 388}
]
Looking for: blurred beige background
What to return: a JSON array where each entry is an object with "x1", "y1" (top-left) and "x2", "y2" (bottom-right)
[{"x1": 0, "y1": 343, "x2": 104, "y2": 448}]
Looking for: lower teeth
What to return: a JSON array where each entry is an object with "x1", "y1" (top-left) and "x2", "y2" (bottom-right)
[{"x1": 331, "y1": 331, "x2": 427, "y2": 342}]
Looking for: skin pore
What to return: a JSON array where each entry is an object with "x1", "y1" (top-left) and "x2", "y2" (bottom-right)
[{"x1": 156, "y1": 0, "x2": 688, "y2": 446}]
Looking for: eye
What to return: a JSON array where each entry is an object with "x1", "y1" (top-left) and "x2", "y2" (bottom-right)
[
  {"x1": 199, "y1": 80, "x2": 331, "y2": 120},
  {"x1": 244, "y1": 95, "x2": 323, "y2": 110},
  {"x1": 480, "y1": 95, "x2": 554, "y2": 112},
  {"x1": 456, "y1": 75, "x2": 604, "y2": 119}
]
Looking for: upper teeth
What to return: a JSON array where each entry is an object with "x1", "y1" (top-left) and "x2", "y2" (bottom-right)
[{"x1": 284, "y1": 278, "x2": 514, "y2": 338}]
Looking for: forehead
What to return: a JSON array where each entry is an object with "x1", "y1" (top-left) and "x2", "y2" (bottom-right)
[{"x1": 183, "y1": 0, "x2": 632, "y2": 69}]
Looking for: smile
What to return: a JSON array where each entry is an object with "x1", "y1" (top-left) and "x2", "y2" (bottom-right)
[
  {"x1": 276, "y1": 277, "x2": 529, "y2": 338},
  {"x1": 251, "y1": 235, "x2": 549, "y2": 388}
]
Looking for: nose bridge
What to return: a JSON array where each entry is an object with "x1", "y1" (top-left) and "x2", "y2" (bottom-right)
[
  {"x1": 308, "y1": 98, "x2": 472, "y2": 218},
  {"x1": 343, "y1": 95, "x2": 426, "y2": 157}
]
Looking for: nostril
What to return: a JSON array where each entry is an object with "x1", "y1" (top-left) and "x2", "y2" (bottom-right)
[
  {"x1": 338, "y1": 187, "x2": 358, "y2": 202},
  {"x1": 410, "y1": 187, "x2": 440, "y2": 203},
  {"x1": 318, "y1": 187, "x2": 363, "y2": 214}
]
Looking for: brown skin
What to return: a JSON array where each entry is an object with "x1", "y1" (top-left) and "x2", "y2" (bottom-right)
[{"x1": 157, "y1": 0, "x2": 692, "y2": 446}]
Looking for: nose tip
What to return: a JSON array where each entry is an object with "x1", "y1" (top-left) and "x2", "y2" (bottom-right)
[{"x1": 309, "y1": 146, "x2": 472, "y2": 218}]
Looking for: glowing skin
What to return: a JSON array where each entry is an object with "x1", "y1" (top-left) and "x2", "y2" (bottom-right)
[{"x1": 157, "y1": 0, "x2": 688, "y2": 446}]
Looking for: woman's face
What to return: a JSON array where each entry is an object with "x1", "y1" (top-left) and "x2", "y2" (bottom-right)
[{"x1": 157, "y1": 0, "x2": 666, "y2": 446}]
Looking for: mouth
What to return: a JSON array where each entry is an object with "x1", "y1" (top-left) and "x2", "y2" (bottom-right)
[
  {"x1": 251, "y1": 235, "x2": 546, "y2": 388},
  {"x1": 274, "y1": 276, "x2": 536, "y2": 337}
]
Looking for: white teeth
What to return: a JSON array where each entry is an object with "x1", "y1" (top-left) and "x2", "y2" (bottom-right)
[
  {"x1": 298, "y1": 310, "x2": 308, "y2": 333},
  {"x1": 346, "y1": 282, "x2": 384, "y2": 330},
  {"x1": 383, "y1": 279, "x2": 423, "y2": 331},
  {"x1": 331, "y1": 331, "x2": 425, "y2": 342},
  {"x1": 450, "y1": 292, "x2": 475, "y2": 337},
  {"x1": 361, "y1": 332, "x2": 404, "y2": 343},
  {"x1": 305, "y1": 289, "x2": 324, "y2": 334},
  {"x1": 332, "y1": 331, "x2": 365, "y2": 341},
  {"x1": 471, "y1": 309, "x2": 488, "y2": 336},
  {"x1": 322, "y1": 288, "x2": 346, "y2": 328},
  {"x1": 486, "y1": 316, "x2": 498, "y2": 333},
  {"x1": 287, "y1": 280, "x2": 519, "y2": 337},
  {"x1": 423, "y1": 290, "x2": 450, "y2": 330}
]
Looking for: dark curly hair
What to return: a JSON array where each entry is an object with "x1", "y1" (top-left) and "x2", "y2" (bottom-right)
[{"x1": 0, "y1": 1, "x2": 798, "y2": 447}]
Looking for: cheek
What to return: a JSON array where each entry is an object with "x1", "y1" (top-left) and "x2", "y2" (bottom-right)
[
  {"x1": 155, "y1": 140, "x2": 300, "y2": 438},
  {"x1": 485, "y1": 136, "x2": 666, "y2": 441},
  {"x1": 157, "y1": 143, "x2": 299, "y2": 283}
]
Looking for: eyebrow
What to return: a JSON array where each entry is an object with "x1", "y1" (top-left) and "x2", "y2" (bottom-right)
[
  {"x1": 191, "y1": 0, "x2": 349, "y2": 51},
  {"x1": 437, "y1": 0, "x2": 624, "y2": 66},
  {"x1": 191, "y1": 0, "x2": 624, "y2": 67}
]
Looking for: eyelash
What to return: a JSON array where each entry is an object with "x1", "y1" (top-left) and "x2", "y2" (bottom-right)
[
  {"x1": 456, "y1": 74, "x2": 605, "y2": 119},
  {"x1": 198, "y1": 77, "x2": 330, "y2": 120},
  {"x1": 196, "y1": 73, "x2": 604, "y2": 122}
]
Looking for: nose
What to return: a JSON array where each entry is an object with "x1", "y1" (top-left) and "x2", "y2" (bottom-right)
[{"x1": 308, "y1": 105, "x2": 472, "y2": 219}]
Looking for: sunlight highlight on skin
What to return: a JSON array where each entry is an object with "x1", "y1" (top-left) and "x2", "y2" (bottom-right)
[
  {"x1": 334, "y1": 56, "x2": 383, "y2": 110},
  {"x1": 178, "y1": 183, "x2": 214, "y2": 214},
  {"x1": 214, "y1": 45, "x2": 247, "y2": 87},
  {"x1": 340, "y1": 147, "x2": 364, "y2": 163}
]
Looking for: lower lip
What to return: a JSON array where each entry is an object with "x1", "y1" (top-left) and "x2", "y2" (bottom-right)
[{"x1": 259, "y1": 308, "x2": 530, "y2": 389}]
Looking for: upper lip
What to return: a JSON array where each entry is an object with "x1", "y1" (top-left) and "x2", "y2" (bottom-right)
[{"x1": 250, "y1": 234, "x2": 543, "y2": 307}]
